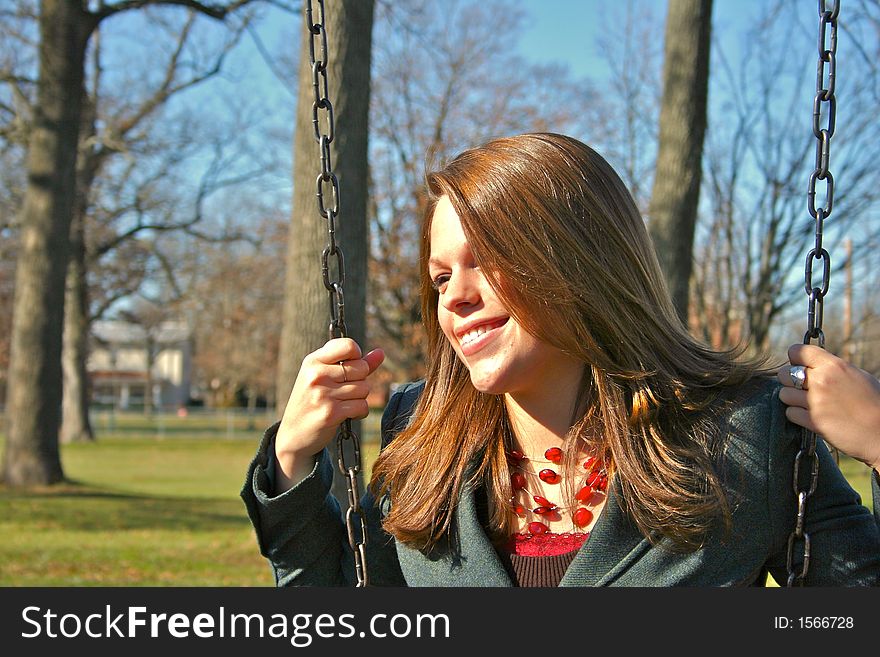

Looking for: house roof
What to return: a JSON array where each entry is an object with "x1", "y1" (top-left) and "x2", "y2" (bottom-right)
[{"x1": 92, "y1": 320, "x2": 191, "y2": 346}]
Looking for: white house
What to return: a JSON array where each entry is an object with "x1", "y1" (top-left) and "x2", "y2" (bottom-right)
[{"x1": 88, "y1": 319, "x2": 192, "y2": 410}]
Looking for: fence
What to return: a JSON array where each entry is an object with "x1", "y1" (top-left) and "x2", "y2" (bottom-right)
[{"x1": 86, "y1": 406, "x2": 383, "y2": 443}]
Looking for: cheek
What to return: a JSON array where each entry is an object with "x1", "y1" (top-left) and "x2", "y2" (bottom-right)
[{"x1": 437, "y1": 307, "x2": 456, "y2": 343}]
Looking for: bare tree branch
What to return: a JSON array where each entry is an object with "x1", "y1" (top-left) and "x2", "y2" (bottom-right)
[
  {"x1": 93, "y1": 0, "x2": 256, "y2": 22},
  {"x1": 245, "y1": 22, "x2": 296, "y2": 97}
]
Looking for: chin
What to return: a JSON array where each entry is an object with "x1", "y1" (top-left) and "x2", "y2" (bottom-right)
[{"x1": 467, "y1": 371, "x2": 508, "y2": 396}]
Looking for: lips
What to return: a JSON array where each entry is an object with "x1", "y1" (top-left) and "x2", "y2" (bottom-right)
[{"x1": 456, "y1": 317, "x2": 509, "y2": 356}]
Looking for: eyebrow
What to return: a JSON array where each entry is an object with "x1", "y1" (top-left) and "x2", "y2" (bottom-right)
[{"x1": 427, "y1": 256, "x2": 446, "y2": 270}]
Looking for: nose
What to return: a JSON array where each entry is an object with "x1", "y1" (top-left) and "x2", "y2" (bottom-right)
[{"x1": 440, "y1": 268, "x2": 481, "y2": 312}]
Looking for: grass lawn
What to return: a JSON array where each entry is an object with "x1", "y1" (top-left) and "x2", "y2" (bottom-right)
[
  {"x1": 0, "y1": 410, "x2": 383, "y2": 587},
  {"x1": 0, "y1": 409, "x2": 873, "y2": 587}
]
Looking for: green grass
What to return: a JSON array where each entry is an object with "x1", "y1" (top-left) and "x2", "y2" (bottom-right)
[
  {"x1": 836, "y1": 454, "x2": 875, "y2": 513},
  {"x1": 0, "y1": 410, "x2": 873, "y2": 587},
  {"x1": 0, "y1": 437, "x2": 272, "y2": 586},
  {"x1": 0, "y1": 411, "x2": 382, "y2": 587}
]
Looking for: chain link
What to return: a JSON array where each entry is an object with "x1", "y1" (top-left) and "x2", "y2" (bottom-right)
[
  {"x1": 305, "y1": 0, "x2": 369, "y2": 587},
  {"x1": 786, "y1": 0, "x2": 839, "y2": 588}
]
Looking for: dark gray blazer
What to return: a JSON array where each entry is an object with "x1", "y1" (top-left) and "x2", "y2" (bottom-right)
[{"x1": 241, "y1": 379, "x2": 880, "y2": 586}]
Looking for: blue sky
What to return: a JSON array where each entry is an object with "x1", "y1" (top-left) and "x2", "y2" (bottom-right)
[
  {"x1": 517, "y1": 0, "x2": 630, "y2": 78},
  {"x1": 240, "y1": 1, "x2": 751, "y2": 92},
  {"x1": 230, "y1": 0, "x2": 779, "y2": 145},
  {"x1": 515, "y1": 0, "x2": 750, "y2": 79}
]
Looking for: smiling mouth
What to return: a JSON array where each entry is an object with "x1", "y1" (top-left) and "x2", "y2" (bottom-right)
[{"x1": 459, "y1": 318, "x2": 509, "y2": 348}]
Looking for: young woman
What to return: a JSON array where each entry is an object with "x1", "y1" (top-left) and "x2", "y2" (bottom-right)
[{"x1": 242, "y1": 133, "x2": 880, "y2": 586}]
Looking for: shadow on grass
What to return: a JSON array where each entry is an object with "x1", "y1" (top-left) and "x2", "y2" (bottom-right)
[{"x1": 0, "y1": 479, "x2": 250, "y2": 532}]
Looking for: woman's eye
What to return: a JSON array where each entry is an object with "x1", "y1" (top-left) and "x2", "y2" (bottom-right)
[{"x1": 431, "y1": 274, "x2": 450, "y2": 293}]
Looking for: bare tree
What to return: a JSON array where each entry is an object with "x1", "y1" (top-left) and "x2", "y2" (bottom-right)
[
  {"x1": 691, "y1": 1, "x2": 880, "y2": 353},
  {"x1": 2, "y1": 0, "x2": 272, "y2": 486},
  {"x1": 647, "y1": 0, "x2": 713, "y2": 323},
  {"x1": 61, "y1": 13, "x2": 265, "y2": 442},
  {"x1": 185, "y1": 214, "x2": 286, "y2": 416},
  {"x1": 3, "y1": 0, "x2": 89, "y2": 485},
  {"x1": 590, "y1": 0, "x2": 663, "y2": 213}
]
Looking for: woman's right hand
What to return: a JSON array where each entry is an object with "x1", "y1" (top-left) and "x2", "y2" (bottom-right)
[
  {"x1": 274, "y1": 338, "x2": 385, "y2": 493},
  {"x1": 778, "y1": 344, "x2": 880, "y2": 473}
]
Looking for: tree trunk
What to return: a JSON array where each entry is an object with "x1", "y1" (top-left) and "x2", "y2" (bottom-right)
[
  {"x1": 277, "y1": 0, "x2": 374, "y2": 502},
  {"x1": 60, "y1": 205, "x2": 94, "y2": 443},
  {"x1": 647, "y1": 0, "x2": 713, "y2": 324},
  {"x1": 2, "y1": 1, "x2": 90, "y2": 486},
  {"x1": 61, "y1": 93, "x2": 98, "y2": 444}
]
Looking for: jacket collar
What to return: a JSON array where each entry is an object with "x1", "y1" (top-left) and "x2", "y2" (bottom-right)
[
  {"x1": 560, "y1": 484, "x2": 651, "y2": 586},
  {"x1": 394, "y1": 476, "x2": 512, "y2": 587},
  {"x1": 395, "y1": 478, "x2": 649, "y2": 587}
]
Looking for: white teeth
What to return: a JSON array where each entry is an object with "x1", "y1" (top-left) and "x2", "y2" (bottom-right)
[{"x1": 460, "y1": 323, "x2": 499, "y2": 346}]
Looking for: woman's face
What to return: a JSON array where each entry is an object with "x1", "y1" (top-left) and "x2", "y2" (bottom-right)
[{"x1": 428, "y1": 195, "x2": 582, "y2": 400}]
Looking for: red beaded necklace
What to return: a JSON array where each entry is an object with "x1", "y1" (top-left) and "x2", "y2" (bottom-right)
[{"x1": 508, "y1": 447, "x2": 609, "y2": 537}]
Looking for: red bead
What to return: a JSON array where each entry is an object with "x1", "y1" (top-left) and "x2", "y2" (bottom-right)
[
  {"x1": 597, "y1": 475, "x2": 608, "y2": 491},
  {"x1": 583, "y1": 456, "x2": 598, "y2": 471},
  {"x1": 513, "y1": 504, "x2": 526, "y2": 516},
  {"x1": 532, "y1": 495, "x2": 553, "y2": 507},
  {"x1": 511, "y1": 472, "x2": 526, "y2": 490},
  {"x1": 539, "y1": 468, "x2": 561, "y2": 484},
  {"x1": 528, "y1": 522, "x2": 549, "y2": 535},
  {"x1": 586, "y1": 470, "x2": 601, "y2": 487},
  {"x1": 533, "y1": 506, "x2": 553, "y2": 515},
  {"x1": 544, "y1": 447, "x2": 563, "y2": 464},
  {"x1": 509, "y1": 449, "x2": 525, "y2": 463},
  {"x1": 573, "y1": 507, "x2": 594, "y2": 528},
  {"x1": 575, "y1": 485, "x2": 593, "y2": 502}
]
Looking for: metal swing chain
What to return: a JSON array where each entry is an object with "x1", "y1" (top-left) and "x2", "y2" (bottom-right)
[
  {"x1": 785, "y1": 0, "x2": 839, "y2": 588},
  {"x1": 306, "y1": 0, "x2": 369, "y2": 587}
]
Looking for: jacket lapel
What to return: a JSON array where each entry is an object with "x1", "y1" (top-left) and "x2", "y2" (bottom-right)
[
  {"x1": 560, "y1": 485, "x2": 651, "y2": 586},
  {"x1": 395, "y1": 478, "x2": 513, "y2": 587}
]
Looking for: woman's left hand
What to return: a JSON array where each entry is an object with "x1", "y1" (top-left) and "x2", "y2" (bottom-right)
[{"x1": 778, "y1": 344, "x2": 880, "y2": 472}]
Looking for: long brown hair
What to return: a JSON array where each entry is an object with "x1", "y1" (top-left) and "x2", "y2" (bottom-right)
[{"x1": 371, "y1": 133, "x2": 769, "y2": 552}]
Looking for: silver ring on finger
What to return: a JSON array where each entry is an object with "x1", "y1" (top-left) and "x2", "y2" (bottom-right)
[
  {"x1": 339, "y1": 362, "x2": 348, "y2": 383},
  {"x1": 789, "y1": 365, "x2": 807, "y2": 390}
]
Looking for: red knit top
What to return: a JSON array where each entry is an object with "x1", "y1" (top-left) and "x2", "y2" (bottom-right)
[
  {"x1": 497, "y1": 532, "x2": 589, "y2": 587},
  {"x1": 507, "y1": 531, "x2": 589, "y2": 557}
]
